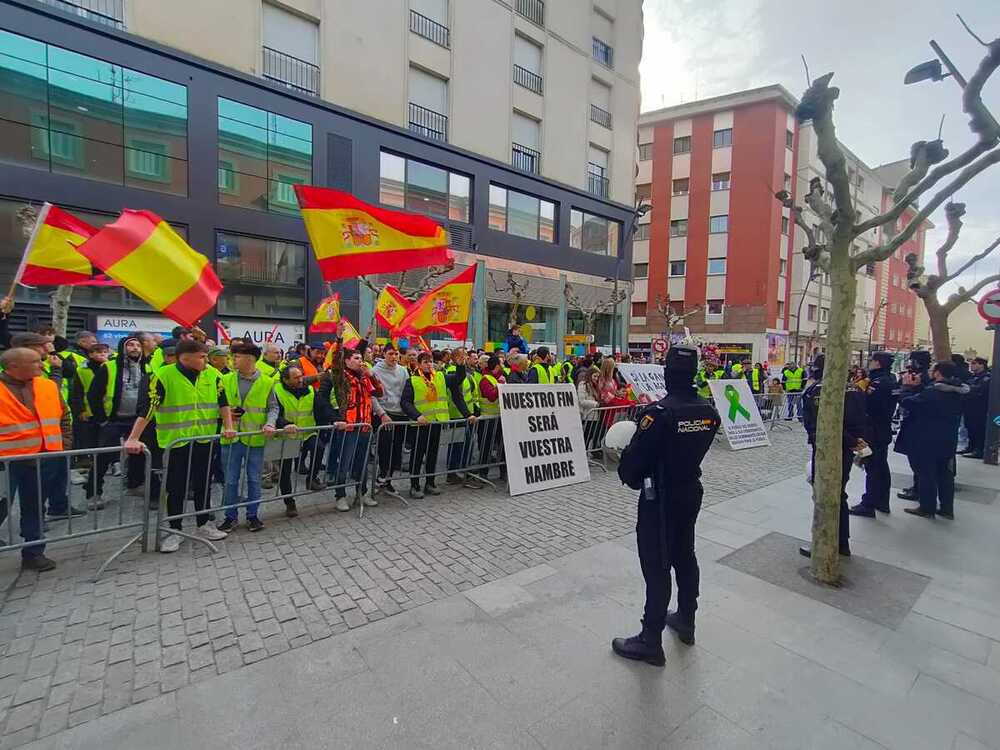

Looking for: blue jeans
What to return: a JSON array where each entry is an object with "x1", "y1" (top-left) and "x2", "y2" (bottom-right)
[
  {"x1": 46, "y1": 460, "x2": 69, "y2": 516},
  {"x1": 447, "y1": 425, "x2": 474, "y2": 474},
  {"x1": 785, "y1": 392, "x2": 803, "y2": 419},
  {"x1": 5, "y1": 457, "x2": 64, "y2": 559},
  {"x1": 222, "y1": 442, "x2": 264, "y2": 521},
  {"x1": 326, "y1": 429, "x2": 370, "y2": 499}
]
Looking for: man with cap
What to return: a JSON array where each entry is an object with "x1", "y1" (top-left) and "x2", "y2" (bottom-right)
[
  {"x1": 850, "y1": 351, "x2": 897, "y2": 517},
  {"x1": 895, "y1": 350, "x2": 932, "y2": 501},
  {"x1": 612, "y1": 344, "x2": 721, "y2": 666}
]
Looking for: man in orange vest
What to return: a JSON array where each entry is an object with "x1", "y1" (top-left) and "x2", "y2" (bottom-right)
[{"x1": 0, "y1": 347, "x2": 73, "y2": 571}]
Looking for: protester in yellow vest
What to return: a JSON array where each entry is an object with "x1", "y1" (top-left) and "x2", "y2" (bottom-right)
[
  {"x1": 274, "y1": 364, "x2": 327, "y2": 517},
  {"x1": 528, "y1": 346, "x2": 553, "y2": 384},
  {"x1": 256, "y1": 343, "x2": 286, "y2": 379},
  {"x1": 0, "y1": 347, "x2": 74, "y2": 572},
  {"x1": 217, "y1": 342, "x2": 279, "y2": 533},
  {"x1": 68, "y1": 343, "x2": 111, "y2": 455},
  {"x1": 781, "y1": 362, "x2": 806, "y2": 420},
  {"x1": 748, "y1": 362, "x2": 765, "y2": 395},
  {"x1": 444, "y1": 349, "x2": 480, "y2": 486},
  {"x1": 124, "y1": 339, "x2": 235, "y2": 553}
]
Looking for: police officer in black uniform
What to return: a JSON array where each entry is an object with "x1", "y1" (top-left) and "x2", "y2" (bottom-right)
[{"x1": 612, "y1": 344, "x2": 720, "y2": 667}]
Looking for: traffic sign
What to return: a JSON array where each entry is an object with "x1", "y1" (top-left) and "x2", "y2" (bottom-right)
[
  {"x1": 977, "y1": 287, "x2": 1000, "y2": 324},
  {"x1": 652, "y1": 338, "x2": 668, "y2": 354}
]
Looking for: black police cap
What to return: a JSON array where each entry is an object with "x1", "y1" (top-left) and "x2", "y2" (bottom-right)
[{"x1": 664, "y1": 344, "x2": 698, "y2": 377}]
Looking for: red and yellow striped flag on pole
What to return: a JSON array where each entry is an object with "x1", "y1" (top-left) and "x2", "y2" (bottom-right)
[
  {"x1": 309, "y1": 293, "x2": 341, "y2": 333},
  {"x1": 393, "y1": 265, "x2": 476, "y2": 340},
  {"x1": 294, "y1": 186, "x2": 451, "y2": 281},
  {"x1": 76, "y1": 210, "x2": 223, "y2": 328},
  {"x1": 14, "y1": 203, "x2": 117, "y2": 287},
  {"x1": 375, "y1": 285, "x2": 410, "y2": 330}
]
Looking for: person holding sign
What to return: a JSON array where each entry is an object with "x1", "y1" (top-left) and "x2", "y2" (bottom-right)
[{"x1": 612, "y1": 345, "x2": 720, "y2": 666}]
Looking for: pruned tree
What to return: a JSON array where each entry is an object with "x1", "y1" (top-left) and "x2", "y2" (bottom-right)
[
  {"x1": 359, "y1": 258, "x2": 457, "y2": 304},
  {"x1": 15, "y1": 203, "x2": 74, "y2": 336},
  {"x1": 776, "y1": 20, "x2": 1000, "y2": 584},
  {"x1": 564, "y1": 282, "x2": 627, "y2": 337},
  {"x1": 654, "y1": 293, "x2": 701, "y2": 334},
  {"x1": 489, "y1": 271, "x2": 531, "y2": 329},
  {"x1": 904, "y1": 201, "x2": 1000, "y2": 359}
]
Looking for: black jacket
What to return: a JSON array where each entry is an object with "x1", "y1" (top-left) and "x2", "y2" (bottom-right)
[
  {"x1": 899, "y1": 379, "x2": 969, "y2": 458},
  {"x1": 399, "y1": 365, "x2": 469, "y2": 421},
  {"x1": 89, "y1": 337, "x2": 145, "y2": 422},
  {"x1": 275, "y1": 381, "x2": 330, "y2": 429},
  {"x1": 865, "y1": 368, "x2": 898, "y2": 445},
  {"x1": 963, "y1": 369, "x2": 991, "y2": 423},
  {"x1": 802, "y1": 380, "x2": 870, "y2": 453}
]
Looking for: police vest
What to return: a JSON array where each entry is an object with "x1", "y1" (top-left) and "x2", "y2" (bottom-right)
[
  {"x1": 221, "y1": 371, "x2": 273, "y2": 447},
  {"x1": 479, "y1": 374, "x2": 500, "y2": 416},
  {"x1": 532, "y1": 363, "x2": 550, "y2": 384},
  {"x1": 75, "y1": 365, "x2": 98, "y2": 418},
  {"x1": 0, "y1": 377, "x2": 64, "y2": 456},
  {"x1": 275, "y1": 384, "x2": 316, "y2": 441},
  {"x1": 154, "y1": 365, "x2": 221, "y2": 447},
  {"x1": 410, "y1": 371, "x2": 449, "y2": 422},
  {"x1": 784, "y1": 367, "x2": 805, "y2": 391}
]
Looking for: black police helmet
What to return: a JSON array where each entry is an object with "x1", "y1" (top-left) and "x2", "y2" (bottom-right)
[{"x1": 664, "y1": 344, "x2": 698, "y2": 380}]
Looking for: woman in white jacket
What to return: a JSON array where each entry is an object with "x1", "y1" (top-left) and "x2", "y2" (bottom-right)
[{"x1": 577, "y1": 367, "x2": 601, "y2": 450}]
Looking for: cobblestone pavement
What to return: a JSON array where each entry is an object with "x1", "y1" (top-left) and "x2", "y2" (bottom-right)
[{"x1": 0, "y1": 426, "x2": 807, "y2": 747}]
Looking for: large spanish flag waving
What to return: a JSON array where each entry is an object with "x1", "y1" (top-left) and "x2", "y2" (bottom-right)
[
  {"x1": 76, "y1": 210, "x2": 223, "y2": 328},
  {"x1": 393, "y1": 265, "x2": 476, "y2": 340},
  {"x1": 16, "y1": 203, "x2": 116, "y2": 287},
  {"x1": 294, "y1": 185, "x2": 451, "y2": 281},
  {"x1": 375, "y1": 285, "x2": 411, "y2": 330}
]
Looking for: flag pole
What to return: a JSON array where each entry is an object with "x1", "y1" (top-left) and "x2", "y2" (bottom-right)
[{"x1": 9, "y1": 202, "x2": 51, "y2": 297}]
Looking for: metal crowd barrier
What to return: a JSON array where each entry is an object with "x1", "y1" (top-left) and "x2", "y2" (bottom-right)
[
  {"x1": 752, "y1": 392, "x2": 805, "y2": 430},
  {"x1": 0, "y1": 444, "x2": 152, "y2": 579},
  {"x1": 368, "y1": 416, "x2": 503, "y2": 515},
  {"x1": 581, "y1": 404, "x2": 641, "y2": 471}
]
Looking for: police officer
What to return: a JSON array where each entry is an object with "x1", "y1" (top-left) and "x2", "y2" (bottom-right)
[
  {"x1": 612, "y1": 345, "x2": 720, "y2": 666},
  {"x1": 850, "y1": 351, "x2": 897, "y2": 516}
]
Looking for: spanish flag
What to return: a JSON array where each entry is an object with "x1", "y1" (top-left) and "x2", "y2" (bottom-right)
[
  {"x1": 294, "y1": 186, "x2": 451, "y2": 282},
  {"x1": 16, "y1": 204, "x2": 116, "y2": 287},
  {"x1": 375, "y1": 285, "x2": 411, "y2": 330},
  {"x1": 309, "y1": 293, "x2": 341, "y2": 333},
  {"x1": 322, "y1": 318, "x2": 364, "y2": 368},
  {"x1": 393, "y1": 265, "x2": 476, "y2": 340},
  {"x1": 76, "y1": 210, "x2": 223, "y2": 328}
]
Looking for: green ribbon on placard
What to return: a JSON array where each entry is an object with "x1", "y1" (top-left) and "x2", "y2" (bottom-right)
[{"x1": 723, "y1": 384, "x2": 751, "y2": 422}]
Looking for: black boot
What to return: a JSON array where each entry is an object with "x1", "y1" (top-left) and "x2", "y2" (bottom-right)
[
  {"x1": 611, "y1": 623, "x2": 665, "y2": 666},
  {"x1": 848, "y1": 503, "x2": 876, "y2": 518},
  {"x1": 665, "y1": 611, "x2": 695, "y2": 645},
  {"x1": 897, "y1": 487, "x2": 916, "y2": 501}
]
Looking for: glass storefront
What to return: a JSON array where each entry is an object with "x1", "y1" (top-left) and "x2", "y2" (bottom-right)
[
  {"x1": 378, "y1": 150, "x2": 471, "y2": 223},
  {"x1": 215, "y1": 231, "x2": 307, "y2": 319},
  {"x1": 487, "y1": 302, "x2": 558, "y2": 345}
]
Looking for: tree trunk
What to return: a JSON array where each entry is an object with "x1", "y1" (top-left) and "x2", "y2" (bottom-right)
[
  {"x1": 924, "y1": 297, "x2": 952, "y2": 361},
  {"x1": 810, "y1": 240, "x2": 856, "y2": 585},
  {"x1": 50, "y1": 286, "x2": 73, "y2": 337}
]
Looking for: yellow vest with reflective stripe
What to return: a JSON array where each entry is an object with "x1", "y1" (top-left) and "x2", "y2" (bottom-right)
[
  {"x1": 410, "y1": 371, "x2": 449, "y2": 422},
  {"x1": 751, "y1": 367, "x2": 762, "y2": 392},
  {"x1": 447, "y1": 372, "x2": 476, "y2": 419},
  {"x1": 784, "y1": 367, "x2": 804, "y2": 392},
  {"x1": 532, "y1": 363, "x2": 550, "y2": 384},
  {"x1": 154, "y1": 364, "x2": 221, "y2": 446},
  {"x1": 76, "y1": 365, "x2": 97, "y2": 419},
  {"x1": 275, "y1": 384, "x2": 315, "y2": 441},
  {"x1": 479, "y1": 374, "x2": 500, "y2": 416},
  {"x1": 220, "y1": 371, "x2": 273, "y2": 447},
  {"x1": 471, "y1": 372, "x2": 483, "y2": 409},
  {"x1": 102, "y1": 360, "x2": 117, "y2": 417},
  {"x1": 256, "y1": 359, "x2": 284, "y2": 380}
]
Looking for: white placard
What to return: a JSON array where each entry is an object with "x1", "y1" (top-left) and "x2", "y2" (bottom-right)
[
  {"x1": 218, "y1": 319, "x2": 305, "y2": 348},
  {"x1": 499, "y1": 383, "x2": 591, "y2": 496},
  {"x1": 616, "y1": 363, "x2": 666, "y2": 405},
  {"x1": 707, "y1": 379, "x2": 770, "y2": 450}
]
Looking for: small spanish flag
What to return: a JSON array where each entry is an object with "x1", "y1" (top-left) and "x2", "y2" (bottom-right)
[
  {"x1": 16, "y1": 204, "x2": 116, "y2": 287},
  {"x1": 375, "y1": 285, "x2": 411, "y2": 330},
  {"x1": 309, "y1": 293, "x2": 341, "y2": 333},
  {"x1": 393, "y1": 265, "x2": 475, "y2": 340},
  {"x1": 295, "y1": 185, "x2": 451, "y2": 282},
  {"x1": 76, "y1": 210, "x2": 223, "y2": 328}
]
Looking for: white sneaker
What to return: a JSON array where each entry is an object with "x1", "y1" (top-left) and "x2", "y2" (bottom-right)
[
  {"x1": 69, "y1": 470, "x2": 86, "y2": 486},
  {"x1": 110, "y1": 462, "x2": 122, "y2": 477},
  {"x1": 335, "y1": 497, "x2": 351, "y2": 512},
  {"x1": 160, "y1": 534, "x2": 182, "y2": 553},
  {"x1": 362, "y1": 495, "x2": 378, "y2": 507},
  {"x1": 195, "y1": 523, "x2": 228, "y2": 541}
]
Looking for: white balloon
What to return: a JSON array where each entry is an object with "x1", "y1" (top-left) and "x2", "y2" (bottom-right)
[{"x1": 604, "y1": 420, "x2": 637, "y2": 452}]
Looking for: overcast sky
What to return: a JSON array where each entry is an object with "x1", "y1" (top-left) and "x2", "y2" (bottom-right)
[{"x1": 640, "y1": 0, "x2": 1000, "y2": 298}]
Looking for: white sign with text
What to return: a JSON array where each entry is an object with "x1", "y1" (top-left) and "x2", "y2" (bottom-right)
[
  {"x1": 499, "y1": 383, "x2": 591, "y2": 496},
  {"x1": 616, "y1": 363, "x2": 667, "y2": 404},
  {"x1": 707, "y1": 379, "x2": 770, "y2": 450},
  {"x1": 218, "y1": 320, "x2": 305, "y2": 348}
]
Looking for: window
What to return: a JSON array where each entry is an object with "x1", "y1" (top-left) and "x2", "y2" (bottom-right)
[
  {"x1": 0, "y1": 29, "x2": 189, "y2": 195},
  {"x1": 781, "y1": 216, "x2": 790, "y2": 235},
  {"x1": 631, "y1": 301, "x2": 647, "y2": 317},
  {"x1": 712, "y1": 128, "x2": 732, "y2": 148},
  {"x1": 512, "y1": 111, "x2": 541, "y2": 173},
  {"x1": 673, "y1": 136, "x2": 691, "y2": 154},
  {"x1": 592, "y1": 37, "x2": 614, "y2": 68},
  {"x1": 807, "y1": 304, "x2": 817, "y2": 322},
  {"x1": 513, "y1": 35, "x2": 543, "y2": 94},
  {"x1": 633, "y1": 263, "x2": 648, "y2": 278},
  {"x1": 709, "y1": 215, "x2": 729, "y2": 234},
  {"x1": 587, "y1": 146, "x2": 609, "y2": 198},
  {"x1": 711, "y1": 172, "x2": 730, "y2": 191},
  {"x1": 262, "y1": 3, "x2": 320, "y2": 94},
  {"x1": 707, "y1": 258, "x2": 726, "y2": 275},
  {"x1": 669, "y1": 260, "x2": 686, "y2": 276},
  {"x1": 408, "y1": 67, "x2": 448, "y2": 141},
  {"x1": 635, "y1": 184, "x2": 651, "y2": 203},
  {"x1": 516, "y1": 0, "x2": 544, "y2": 26},
  {"x1": 637, "y1": 143, "x2": 653, "y2": 161},
  {"x1": 590, "y1": 78, "x2": 612, "y2": 128},
  {"x1": 777, "y1": 300, "x2": 785, "y2": 318},
  {"x1": 672, "y1": 178, "x2": 689, "y2": 196},
  {"x1": 706, "y1": 300, "x2": 724, "y2": 316},
  {"x1": 820, "y1": 307, "x2": 829, "y2": 322},
  {"x1": 487, "y1": 184, "x2": 555, "y2": 242},
  {"x1": 215, "y1": 231, "x2": 307, "y2": 319},
  {"x1": 670, "y1": 220, "x2": 688, "y2": 237},
  {"x1": 634, "y1": 223, "x2": 650, "y2": 241},
  {"x1": 217, "y1": 97, "x2": 311, "y2": 215},
  {"x1": 379, "y1": 151, "x2": 470, "y2": 223},
  {"x1": 783, "y1": 173, "x2": 791, "y2": 192},
  {"x1": 892, "y1": 274, "x2": 899, "y2": 287},
  {"x1": 779, "y1": 258, "x2": 787, "y2": 276},
  {"x1": 410, "y1": 0, "x2": 450, "y2": 48},
  {"x1": 785, "y1": 129, "x2": 794, "y2": 149},
  {"x1": 570, "y1": 209, "x2": 620, "y2": 255}
]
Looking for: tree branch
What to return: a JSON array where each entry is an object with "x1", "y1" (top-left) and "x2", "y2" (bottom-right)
[
  {"x1": 962, "y1": 34, "x2": 1000, "y2": 144},
  {"x1": 934, "y1": 201, "x2": 966, "y2": 281},
  {"x1": 943, "y1": 273, "x2": 1000, "y2": 313},
  {"x1": 945, "y1": 236, "x2": 1000, "y2": 284}
]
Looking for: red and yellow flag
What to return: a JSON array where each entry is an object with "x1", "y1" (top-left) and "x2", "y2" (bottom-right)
[
  {"x1": 76, "y1": 210, "x2": 222, "y2": 328},
  {"x1": 309, "y1": 293, "x2": 341, "y2": 333},
  {"x1": 294, "y1": 186, "x2": 451, "y2": 282},
  {"x1": 16, "y1": 204, "x2": 116, "y2": 287},
  {"x1": 393, "y1": 265, "x2": 476, "y2": 340},
  {"x1": 375, "y1": 285, "x2": 410, "y2": 330},
  {"x1": 321, "y1": 318, "x2": 364, "y2": 368}
]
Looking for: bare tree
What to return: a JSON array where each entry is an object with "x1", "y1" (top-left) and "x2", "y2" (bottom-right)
[
  {"x1": 14, "y1": 204, "x2": 74, "y2": 336},
  {"x1": 904, "y1": 201, "x2": 1000, "y2": 359},
  {"x1": 776, "y1": 22, "x2": 1000, "y2": 584},
  {"x1": 564, "y1": 282, "x2": 627, "y2": 337},
  {"x1": 489, "y1": 271, "x2": 531, "y2": 330},
  {"x1": 654, "y1": 294, "x2": 701, "y2": 334},
  {"x1": 359, "y1": 258, "x2": 457, "y2": 304}
]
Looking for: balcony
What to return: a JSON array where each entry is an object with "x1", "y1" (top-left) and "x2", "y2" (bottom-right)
[
  {"x1": 37, "y1": 0, "x2": 123, "y2": 28},
  {"x1": 590, "y1": 104, "x2": 612, "y2": 129},
  {"x1": 587, "y1": 170, "x2": 609, "y2": 199},
  {"x1": 512, "y1": 143, "x2": 540, "y2": 175},
  {"x1": 592, "y1": 37, "x2": 614, "y2": 68},
  {"x1": 409, "y1": 102, "x2": 448, "y2": 142},
  {"x1": 513, "y1": 64, "x2": 543, "y2": 94},
  {"x1": 262, "y1": 47, "x2": 320, "y2": 96},
  {"x1": 515, "y1": 0, "x2": 544, "y2": 26},
  {"x1": 410, "y1": 9, "x2": 450, "y2": 48}
]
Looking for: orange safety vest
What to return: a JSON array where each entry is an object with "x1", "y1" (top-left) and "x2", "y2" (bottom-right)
[
  {"x1": 298, "y1": 356, "x2": 320, "y2": 390},
  {"x1": 0, "y1": 377, "x2": 65, "y2": 456}
]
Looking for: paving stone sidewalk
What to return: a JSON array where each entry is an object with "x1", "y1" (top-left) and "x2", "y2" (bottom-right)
[{"x1": 0, "y1": 428, "x2": 807, "y2": 747}]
